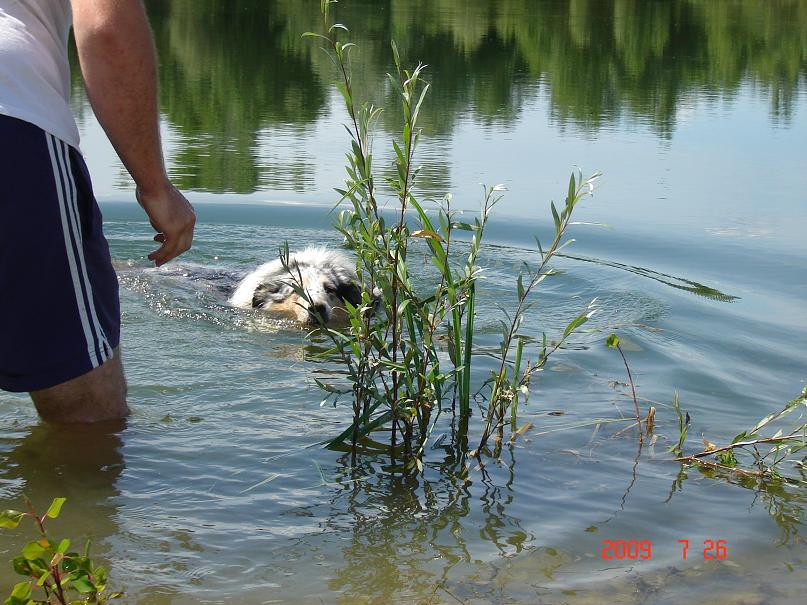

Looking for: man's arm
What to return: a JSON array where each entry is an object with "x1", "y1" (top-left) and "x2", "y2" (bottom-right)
[{"x1": 71, "y1": 0, "x2": 195, "y2": 266}]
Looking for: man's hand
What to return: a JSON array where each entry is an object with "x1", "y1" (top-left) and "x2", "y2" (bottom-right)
[{"x1": 136, "y1": 184, "x2": 196, "y2": 267}]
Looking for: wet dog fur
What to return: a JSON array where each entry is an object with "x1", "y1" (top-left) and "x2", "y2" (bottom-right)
[{"x1": 229, "y1": 247, "x2": 365, "y2": 325}]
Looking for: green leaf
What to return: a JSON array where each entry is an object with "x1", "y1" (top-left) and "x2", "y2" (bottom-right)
[
  {"x1": 92, "y1": 566, "x2": 108, "y2": 587},
  {"x1": 301, "y1": 32, "x2": 329, "y2": 41},
  {"x1": 410, "y1": 229, "x2": 443, "y2": 242},
  {"x1": 730, "y1": 432, "x2": 747, "y2": 444},
  {"x1": 605, "y1": 334, "x2": 620, "y2": 349},
  {"x1": 392, "y1": 139, "x2": 405, "y2": 165},
  {"x1": 716, "y1": 450, "x2": 738, "y2": 467},
  {"x1": 61, "y1": 553, "x2": 80, "y2": 572},
  {"x1": 326, "y1": 400, "x2": 387, "y2": 448},
  {"x1": 397, "y1": 298, "x2": 412, "y2": 316},
  {"x1": 11, "y1": 557, "x2": 32, "y2": 576},
  {"x1": 563, "y1": 312, "x2": 590, "y2": 338},
  {"x1": 28, "y1": 558, "x2": 49, "y2": 577},
  {"x1": 22, "y1": 541, "x2": 47, "y2": 561},
  {"x1": 412, "y1": 83, "x2": 430, "y2": 124},
  {"x1": 0, "y1": 510, "x2": 24, "y2": 528},
  {"x1": 9, "y1": 581, "x2": 31, "y2": 600},
  {"x1": 534, "y1": 236, "x2": 545, "y2": 258},
  {"x1": 567, "y1": 171, "x2": 576, "y2": 206},
  {"x1": 46, "y1": 497, "x2": 66, "y2": 519},
  {"x1": 314, "y1": 379, "x2": 350, "y2": 395},
  {"x1": 335, "y1": 82, "x2": 353, "y2": 111},
  {"x1": 70, "y1": 576, "x2": 96, "y2": 594},
  {"x1": 379, "y1": 359, "x2": 407, "y2": 371},
  {"x1": 555, "y1": 238, "x2": 576, "y2": 254},
  {"x1": 551, "y1": 201, "x2": 561, "y2": 231},
  {"x1": 74, "y1": 555, "x2": 93, "y2": 574},
  {"x1": 56, "y1": 539, "x2": 70, "y2": 554},
  {"x1": 750, "y1": 413, "x2": 776, "y2": 434},
  {"x1": 36, "y1": 569, "x2": 51, "y2": 587}
]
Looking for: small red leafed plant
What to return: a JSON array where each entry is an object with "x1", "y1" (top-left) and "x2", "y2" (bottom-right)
[{"x1": 0, "y1": 497, "x2": 121, "y2": 605}]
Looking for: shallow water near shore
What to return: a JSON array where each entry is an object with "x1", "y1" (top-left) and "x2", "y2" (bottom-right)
[{"x1": 2, "y1": 0, "x2": 806, "y2": 602}]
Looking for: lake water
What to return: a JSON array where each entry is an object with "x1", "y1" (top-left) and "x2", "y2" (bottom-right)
[{"x1": 1, "y1": 1, "x2": 806, "y2": 603}]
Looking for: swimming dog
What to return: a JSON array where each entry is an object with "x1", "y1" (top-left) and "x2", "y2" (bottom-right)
[{"x1": 229, "y1": 247, "x2": 365, "y2": 325}]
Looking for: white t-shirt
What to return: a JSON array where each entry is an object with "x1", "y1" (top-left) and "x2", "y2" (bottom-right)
[{"x1": 0, "y1": 0, "x2": 79, "y2": 148}]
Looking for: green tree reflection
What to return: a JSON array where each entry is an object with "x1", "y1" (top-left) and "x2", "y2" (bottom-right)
[
  {"x1": 145, "y1": 0, "x2": 326, "y2": 193},
  {"x1": 74, "y1": 0, "x2": 805, "y2": 194}
]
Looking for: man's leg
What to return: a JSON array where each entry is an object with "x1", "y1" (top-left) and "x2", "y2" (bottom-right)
[
  {"x1": 0, "y1": 116, "x2": 124, "y2": 419},
  {"x1": 29, "y1": 347, "x2": 129, "y2": 424}
]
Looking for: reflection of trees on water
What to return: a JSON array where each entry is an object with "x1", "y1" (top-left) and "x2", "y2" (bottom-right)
[
  {"x1": 72, "y1": 0, "x2": 805, "y2": 194},
  {"x1": 146, "y1": 0, "x2": 326, "y2": 193},
  {"x1": 301, "y1": 0, "x2": 806, "y2": 134}
]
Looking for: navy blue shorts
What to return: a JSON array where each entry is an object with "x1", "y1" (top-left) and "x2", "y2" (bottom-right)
[{"x1": 0, "y1": 115, "x2": 120, "y2": 392}]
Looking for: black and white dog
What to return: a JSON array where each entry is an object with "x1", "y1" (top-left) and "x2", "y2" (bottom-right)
[{"x1": 229, "y1": 246, "x2": 367, "y2": 325}]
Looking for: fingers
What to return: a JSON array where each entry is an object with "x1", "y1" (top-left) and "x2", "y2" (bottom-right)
[
  {"x1": 148, "y1": 230, "x2": 193, "y2": 266},
  {"x1": 136, "y1": 184, "x2": 196, "y2": 267},
  {"x1": 148, "y1": 242, "x2": 183, "y2": 266},
  {"x1": 148, "y1": 235, "x2": 193, "y2": 266}
]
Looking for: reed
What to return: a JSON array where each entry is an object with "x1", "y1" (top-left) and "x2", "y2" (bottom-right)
[{"x1": 299, "y1": 1, "x2": 599, "y2": 470}]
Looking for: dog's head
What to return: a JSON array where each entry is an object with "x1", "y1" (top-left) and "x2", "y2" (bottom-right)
[{"x1": 248, "y1": 248, "x2": 364, "y2": 325}]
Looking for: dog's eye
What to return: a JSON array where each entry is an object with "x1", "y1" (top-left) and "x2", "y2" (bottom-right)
[{"x1": 323, "y1": 283, "x2": 337, "y2": 295}]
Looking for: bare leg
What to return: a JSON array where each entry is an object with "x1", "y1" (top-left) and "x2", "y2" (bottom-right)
[{"x1": 30, "y1": 347, "x2": 129, "y2": 423}]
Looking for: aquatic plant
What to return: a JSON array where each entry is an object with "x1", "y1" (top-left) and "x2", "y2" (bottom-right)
[
  {"x1": 601, "y1": 337, "x2": 805, "y2": 481},
  {"x1": 669, "y1": 391, "x2": 690, "y2": 458},
  {"x1": 605, "y1": 333, "x2": 644, "y2": 441},
  {"x1": 0, "y1": 497, "x2": 121, "y2": 604},
  {"x1": 297, "y1": 0, "x2": 599, "y2": 469},
  {"x1": 675, "y1": 386, "x2": 807, "y2": 483}
]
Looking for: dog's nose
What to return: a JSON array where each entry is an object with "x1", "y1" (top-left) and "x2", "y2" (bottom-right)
[{"x1": 310, "y1": 303, "x2": 328, "y2": 320}]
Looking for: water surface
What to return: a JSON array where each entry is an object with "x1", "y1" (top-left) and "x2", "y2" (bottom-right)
[{"x1": 2, "y1": 1, "x2": 806, "y2": 603}]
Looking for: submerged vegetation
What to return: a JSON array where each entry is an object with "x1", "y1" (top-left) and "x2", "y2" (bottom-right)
[
  {"x1": 675, "y1": 386, "x2": 807, "y2": 484},
  {"x1": 295, "y1": 0, "x2": 600, "y2": 469}
]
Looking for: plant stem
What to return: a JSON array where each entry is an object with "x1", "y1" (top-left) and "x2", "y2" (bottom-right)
[
  {"x1": 615, "y1": 342, "x2": 643, "y2": 441},
  {"x1": 680, "y1": 435, "x2": 805, "y2": 460}
]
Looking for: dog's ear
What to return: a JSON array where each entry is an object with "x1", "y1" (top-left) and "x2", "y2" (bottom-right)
[
  {"x1": 252, "y1": 284, "x2": 274, "y2": 309},
  {"x1": 336, "y1": 281, "x2": 363, "y2": 307}
]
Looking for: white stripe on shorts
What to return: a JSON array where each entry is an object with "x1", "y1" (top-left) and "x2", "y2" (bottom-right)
[
  {"x1": 45, "y1": 133, "x2": 103, "y2": 369},
  {"x1": 57, "y1": 139, "x2": 113, "y2": 361}
]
